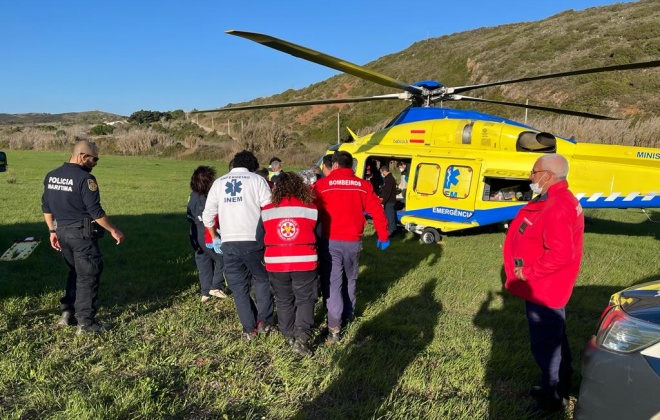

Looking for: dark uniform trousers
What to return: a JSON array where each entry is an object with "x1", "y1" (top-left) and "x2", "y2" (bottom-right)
[
  {"x1": 193, "y1": 228, "x2": 224, "y2": 296},
  {"x1": 222, "y1": 241, "x2": 274, "y2": 333},
  {"x1": 269, "y1": 270, "x2": 317, "y2": 341},
  {"x1": 384, "y1": 202, "x2": 397, "y2": 237},
  {"x1": 526, "y1": 301, "x2": 574, "y2": 401},
  {"x1": 57, "y1": 225, "x2": 104, "y2": 325}
]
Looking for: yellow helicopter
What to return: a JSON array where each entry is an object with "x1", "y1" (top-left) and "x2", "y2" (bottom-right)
[{"x1": 194, "y1": 30, "x2": 660, "y2": 244}]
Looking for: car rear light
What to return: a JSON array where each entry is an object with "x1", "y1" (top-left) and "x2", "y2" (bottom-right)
[{"x1": 596, "y1": 307, "x2": 660, "y2": 353}]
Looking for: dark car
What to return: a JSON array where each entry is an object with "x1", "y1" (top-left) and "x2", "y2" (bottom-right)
[
  {"x1": 0, "y1": 151, "x2": 6, "y2": 172},
  {"x1": 575, "y1": 280, "x2": 660, "y2": 419}
]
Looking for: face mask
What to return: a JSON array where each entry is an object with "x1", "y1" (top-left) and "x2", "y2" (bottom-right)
[
  {"x1": 530, "y1": 182, "x2": 542, "y2": 195},
  {"x1": 530, "y1": 173, "x2": 548, "y2": 195}
]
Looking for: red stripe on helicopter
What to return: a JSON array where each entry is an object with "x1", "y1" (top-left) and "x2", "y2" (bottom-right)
[{"x1": 410, "y1": 129, "x2": 425, "y2": 143}]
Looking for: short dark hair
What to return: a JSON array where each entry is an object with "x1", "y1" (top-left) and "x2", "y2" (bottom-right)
[
  {"x1": 190, "y1": 165, "x2": 216, "y2": 195},
  {"x1": 233, "y1": 150, "x2": 259, "y2": 172},
  {"x1": 254, "y1": 166, "x2": 269, "y2": 179},
  {"x1": 322, "y1": 154, "x2": 333, "y2": 170},
  {"x1": 332, "y1": 151, "x2": 353, "y2": 169}
]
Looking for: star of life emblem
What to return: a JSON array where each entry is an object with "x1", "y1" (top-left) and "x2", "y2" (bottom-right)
[{"x1": 278, "y1": 218, "x2": 299, "y2": 240}]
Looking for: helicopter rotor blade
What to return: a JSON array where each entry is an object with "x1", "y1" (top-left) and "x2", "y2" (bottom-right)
[
  {"x1": 452, "y1": 95, "x2": 620, "y2": 120},
  {"x1": 191, "y1": 93, "x2": 407, "y2": 113},
  {"x1": 451, "y1": 60, "x2": 660, "y2": 94},
  {"x1": 226, "y1": 30, "x2": 424, "y2": 95}
]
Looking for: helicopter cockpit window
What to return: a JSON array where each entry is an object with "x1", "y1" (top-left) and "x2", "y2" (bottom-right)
[
  {"x1": 443, "y1": 165, "x2": 473, "y2": 199},
  {"x1": 413, "y1": 163, "x2": 440, "y2": 195}
]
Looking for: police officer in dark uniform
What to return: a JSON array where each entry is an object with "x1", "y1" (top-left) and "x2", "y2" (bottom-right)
[{"x1": 42, "y1": 140, "x2": 124, "y2": 334}]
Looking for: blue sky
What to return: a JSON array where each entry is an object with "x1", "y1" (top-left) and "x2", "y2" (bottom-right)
[{"x1": 0, "y1": 0, "x2": 636, "y2": 116}]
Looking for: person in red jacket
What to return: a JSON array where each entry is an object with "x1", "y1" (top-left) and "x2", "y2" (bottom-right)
[
  {"x1": 313, "y1": 151, "x2": 390, "y2": 344},
  {"x1": 503, "y1": 154, "x2": 584, "y2": 414},
  {"x1": 262, "y1": 172, "x2": 319, "y2": 356}
]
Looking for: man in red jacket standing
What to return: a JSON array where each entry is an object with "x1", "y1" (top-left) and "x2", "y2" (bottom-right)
[
  {"x1": 313, "y1": 151, "x2": 390, "y2": 344},
  {"x1": 503, "y1": 154, "x2": 584, "y2": 413}
]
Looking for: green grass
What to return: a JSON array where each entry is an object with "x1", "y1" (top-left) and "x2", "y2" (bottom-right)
[{"x1": 1, "y1": 151, "x2": 658, "y2": 419}]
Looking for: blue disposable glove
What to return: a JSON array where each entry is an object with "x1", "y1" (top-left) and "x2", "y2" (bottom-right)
[
  {"x1": 205, "y1": 243, "x2": 214, "y2": 249},
  {"x1": 376, "y1": 240, "x2": 390, "y2": 251},
  {"x1": 212, "y1": 237, "x2": 223, "y2": 254}
]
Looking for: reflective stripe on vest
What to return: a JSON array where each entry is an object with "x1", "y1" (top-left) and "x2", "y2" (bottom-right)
[
  {"x1": 264, "y1": 254, "x2": 318, "y2": 264},
  {"x1": 262, "y1": 206, "x2": 318, "y2": 222}
]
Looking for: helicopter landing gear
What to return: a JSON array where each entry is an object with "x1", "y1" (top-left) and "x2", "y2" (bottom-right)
[{"x1": 420, "y1": 227, "x2": 441, "y2": 244}]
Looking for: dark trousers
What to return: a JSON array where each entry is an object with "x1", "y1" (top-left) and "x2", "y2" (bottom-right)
[
  {"x1": 384, "y1": 202, "x2": 397, "y2": 237},
  {"x1": 222, "y1": 241, "x2": 274, "y2": 333},
  {"x1": 526, "y1": 301, "x2": 573, "y2": 400},
  {"x1": 194, "y1": 231, "x2": 224, "y2": 296},
  {"x1": 319, "y1": 239, "x2": 361, "y2": 331},
  {"x1": 58, "y1": 227, "x2": 104, "y2": 325},
  {"x1": 269, "y1": 270, "x2": 317, "y2": 341}
]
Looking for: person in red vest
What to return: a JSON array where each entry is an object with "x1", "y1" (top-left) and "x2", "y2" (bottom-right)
[
  {"x1": 503, "y1": 154, "x2": 584, "y2": 414},
  {"x1": 262, "y1": 172, "x2": 319, "y2": 356}
]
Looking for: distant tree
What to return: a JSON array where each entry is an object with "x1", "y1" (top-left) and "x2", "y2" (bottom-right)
[
  {"x1": 128, "y1": 110, "x2": 172, "y2": 124},
  {"x1": 170, "y1": 109, "x2": 185, "y2": 120}
]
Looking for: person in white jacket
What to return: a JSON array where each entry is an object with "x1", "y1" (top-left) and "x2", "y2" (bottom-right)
[{"x1": 202, "y1": 150, "x2": 274, "y2": 340}]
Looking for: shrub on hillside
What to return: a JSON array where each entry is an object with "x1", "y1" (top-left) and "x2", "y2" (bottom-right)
[
  {"x1": 114, "y1": 129, "x2": 177, "y2": 155},
  {"x1": 239, "y1": 120, "x2": 292, "y2": 153},
  {"x1": 90, "y1": 124, "x2": 115, "y2": 136},
  {"x1": 36, "y1": 125, "x2": 57, "y2": 132}
]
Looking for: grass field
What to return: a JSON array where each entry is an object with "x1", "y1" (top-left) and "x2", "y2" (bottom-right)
[{"x1": 1, "y1": 150, "x2": 658, "y2": 419}]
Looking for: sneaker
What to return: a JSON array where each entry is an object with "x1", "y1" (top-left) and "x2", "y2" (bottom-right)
[
  {"x1": 57, "y1": 310, "x2": 76, "y2": 327},
  {"x1": 201, "y1": 295, "x2": 210, "y2": 303},
  {"x1": 242, "y1": 329, "x2": 257, "y2": 341},
  {"x1": 76, "y1": 322, "x2": 110, "y2": 335},
  {"x1": 325, "y1": 327, "x2": 341, "y2": 345},
  {"x1": 292, "y1": 338, "x2": 312, "y2": 357},
  {"x1": 209, "y1": 289, "x2": 227, "y2": 299},
  {"x1": 257, "y1": 321, "x2": 275, "y2": 335}
]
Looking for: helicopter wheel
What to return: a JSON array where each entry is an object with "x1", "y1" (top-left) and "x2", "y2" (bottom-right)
[{"x1": 420, "y1": 228, "x2": 441, "y2": 244}]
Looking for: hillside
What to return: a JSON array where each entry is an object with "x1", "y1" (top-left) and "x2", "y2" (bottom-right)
[
  {"x1": 0, "y1": 111, "x2": 125, "y2": 125},
  {"x1": 196, "y1": 0, "x2": 660, "y2": 144}
]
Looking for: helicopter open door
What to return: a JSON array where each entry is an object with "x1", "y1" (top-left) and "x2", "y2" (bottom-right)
[{"x1": 401, "y1": 156, "x2": 481, "y2": 242}]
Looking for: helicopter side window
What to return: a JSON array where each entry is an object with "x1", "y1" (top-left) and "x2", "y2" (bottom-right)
[
  {"x1": 461, "y1": 123, "x2": 474, "y2": 145},
  {"x1": 443, "y1": 165, "x2": 473, "y2": 199},
  {"x1": 483, "y1": 177, "x2": 532, "y2": 202},
  {"x1": 413, "y1": 163, "x2": 440, "y2": 195}
]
